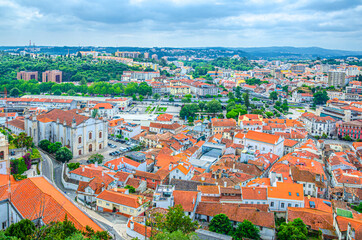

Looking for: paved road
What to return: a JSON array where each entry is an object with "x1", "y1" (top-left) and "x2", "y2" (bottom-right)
[{"x1": 40, "y1": 150, "x2": 53, "y2": 182}]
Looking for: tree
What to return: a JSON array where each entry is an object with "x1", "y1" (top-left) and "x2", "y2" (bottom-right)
[
  {"x1": 198, "y1": 101, "x2": 206, "y2": 111},
  {"x1": 125, "y1": 185, "x2": 136, "y2": 193},
  {"x1": 161, "y1": 205, "x2": 198, "y2": 234},
  {"x1": 39, "y1": 139, "x2": 51, "y2": 151},
  {"x1": 343, "y1": 135, "x2": 352, "y2": 141},
  {"x1": 5, "y1": 219, "x2": 35, "y2": 239},
  {"x1": 92, "y1": 109, "x2": 98, "y2": 118},
  {"x1": 53, "y1": 89, "x2": 62, "y2": 95},
  {"x1": 209, "y1": 214, "x2": 233, "y2": 236},
  {"x1": 269, "y1": 91, "x2": 278, "y2": 102},
  {"x1": 48, "y1": 142, "x2": 62, "y2": 154},
  {"x1": 169, "y1": 96, "x2": 174, "y2": 102},
  {"x1": 278, "y1": 218, "x2": 308, "y2": 240},
  {"x1": 227, "y1": 92, "x2": 235, "y2": 101},
  {"x1": 313, "y1": 90, "x2": 329, "y2": 105},
  {"x1": 180, "y1": 104, "x2": 199, "y2": 119},
  {"x1": 67, "y1": 89, "x2": 76, "y2": 96},
  {"x1": 88, "y1": 153, "x2": 104, "y2": 164},
  {"x1": 55, "y1": 147, "x2": 73, "y2": 163},
  {"x1": 153, "y1": 93, "x2": 160, "y2": 100},
  {"x1": 235, "y1": 86, "x2": 242, "y2": 101},
  {"x1": 206, "y1": 99, "x2": 222, "y2": 115},
  {"x1": 139, "y1": 95, "x2": 144, "y2": 101},
  {"x1": 13, "y1": 132, "x2": 32, "y2": 149},
  {"x1": 233, "y1": 220, "x2": 260, "y2": 240},
  {"x1": 132, "y1": 94, "x2": 137, "y2": 101},
  {"x1": 181, "y1": 97, "x2": 192, "y2": 103},
  {"x1": 9, "y1": 87, "x2": 21, "y2": 97},
  {"x1": 242, "y1": 91, "x2": 250, "y2": 110},
  {"x1": 151, "y1": 230, "x2": 197, "y2": 240}
]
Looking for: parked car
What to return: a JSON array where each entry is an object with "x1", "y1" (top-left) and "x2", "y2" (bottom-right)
[{"x1": 110, "y1": 144, "x2": 117, "y2": 148}]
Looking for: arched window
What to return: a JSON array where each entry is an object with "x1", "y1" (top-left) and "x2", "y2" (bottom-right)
[
  {"x1": 99, "y1": 131, "x2": 102, "y2": 138},
  {"x1": 78, "y1": 137, "x2": 82, "y2": 144},
  {"x1": 99, "y1": 144, "x2": 102, "y2": 149},
  {"x1": 89, "y1": 132, "x2": 92, "y2": 140},
  {"x1": 89, "y1": 144, "x2": 93, "y2": 152},
  {"x1": 79, "y1": 150, "x2": 82, "y2": 155}
]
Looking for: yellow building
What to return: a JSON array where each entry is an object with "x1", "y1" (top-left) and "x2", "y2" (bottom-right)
[
  {"x1": 238, "y1": 114, "x2": 263, "y2": 125},
  {"x1": 170, "y1": 85, "x2": 191, "y2": 96},
  {"x1": 96, "y1": 190, "x2": 149, "y2": 217}
]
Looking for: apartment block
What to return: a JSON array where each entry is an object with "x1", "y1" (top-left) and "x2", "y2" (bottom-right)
[
  {"x1": 17, "y1": 71, "x2": 38, "y2": 81},
  {"x1": 42, "y1": 70, "x2": 62, "y2": 83}
]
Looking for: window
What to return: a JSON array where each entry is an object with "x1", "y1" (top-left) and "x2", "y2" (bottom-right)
[
  {"x1": 99, "y1": 131, "x2": 102, "y2": 138},
  {"x1": 98, "y1": 200, "x2": 102, "y2": 204},
  {"x1": 245, "y1": 201, "x2": 248, "y2": 204},
  {"x1": 123, "y1": 207, "x2": 127, "y2": 211},
  {"x1": 152, "y1": 180, "x2": 155, "y2": 182},
  {"x1": 89, "y1": 132, "x2": 92, "y2": 140},
  {"x1": 296, "y1": 193, "x2": 300, "y2": 197},
  {"x1": 99, "y1": 144, "x2": 102, "y2": 149},
  {"x1": 257, "y1": 202, "x2": 260, "y2": 204},
  {"x1": 295, "y1": 204, "x2": 299, "y2": 207},
  {"x1": 288, "y1": 203, "x2": 291, "y2": 207},
  {"x1": 106, "y1": 203, "x2": 110, "y2": 206},
  {"x1": 2, "y1": 221, "x2": 7, "y2": 229},
  {"x1": 78, "y1": 136, "x2": 82, "y2": 144},
  {"x1": 250, "y1": 201, "x2": 254, "y2": 204},
  {"x1": 281, "y1": 203, "x2": 285, "y2": 208},
  {"x1": 288, "y1": 192, "x2": 291, "y2": 196},
  {"x1": 308, "y1": 184, "x2": 311, "y2": 188},
  {"x1": 270, "y1": 202, "x2": 274, "y2": 207},
  {"x1": 130, "y1": 209, "x2": 134, "y2": 213}
]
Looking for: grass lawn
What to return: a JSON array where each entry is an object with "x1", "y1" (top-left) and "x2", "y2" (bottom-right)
[
  {"x1": 9, "y1": 143, "x2": 16, "y2": 149},
  {"x1": 297, "y1": 109, "x2": 306, "y2": 113}
]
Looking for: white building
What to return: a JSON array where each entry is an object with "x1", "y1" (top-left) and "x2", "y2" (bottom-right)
[
  {"x1": 300, "y1": 112, "x2": 336, "y2": 137},
  {"x1": 267, "y1": 182, "x2": 305, "y2": 211},
  {"x1": 244, "y1": 130, "x2": 284, "y2": 157},
  {"x1": 168, "y1": 162, "x2": 194, "y2": 182},
  {"x1": 25, "y1": 109, "x2": 108, "y2": 157}
]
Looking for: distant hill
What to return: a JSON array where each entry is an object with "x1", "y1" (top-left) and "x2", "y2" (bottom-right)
[
  {"x1": 0, "y1": 45, "x2": 361, "y2": 60},
  {"x1": 235, "y1": 46, "x2": 362, "y2": 59}
]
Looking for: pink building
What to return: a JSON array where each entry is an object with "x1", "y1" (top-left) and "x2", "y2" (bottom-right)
[{"x1": 42, "y1": 70, "x2": 62, "y2": 83}]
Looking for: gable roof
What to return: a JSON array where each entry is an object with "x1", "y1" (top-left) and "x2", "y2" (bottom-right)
[
  {"x1": 35, "y1": 109, "x2": 89, "y2": 126},
  {"x1": 1, "y1": 176, "x2": 103, "y2": 232},
  {"x1": 245, "y1": 130, "x2": 281, "y2": 144}
]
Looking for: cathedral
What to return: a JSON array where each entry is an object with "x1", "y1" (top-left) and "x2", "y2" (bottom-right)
[{"x1": 25, "y1": 109, "x2": 108, "y2": 158}]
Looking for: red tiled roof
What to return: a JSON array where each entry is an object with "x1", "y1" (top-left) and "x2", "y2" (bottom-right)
[
  {"x1": 97, "y1": 190, "x2": 147, "y2": 208},
  {"x1": 245, "y1": 130, "x2": 281, "y2": 144},
  {"x1": 173, "y1": 190, "x2": 198, "y2": 212}
]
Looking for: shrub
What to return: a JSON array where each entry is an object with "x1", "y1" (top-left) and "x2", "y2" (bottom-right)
[{"x1": 67, "y1": 162, "x2": 80, "y2": 171}]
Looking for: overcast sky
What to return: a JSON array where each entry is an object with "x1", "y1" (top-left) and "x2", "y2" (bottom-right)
[{"x1": 0, "y1": 0, "x2": 361, "y2": 50}]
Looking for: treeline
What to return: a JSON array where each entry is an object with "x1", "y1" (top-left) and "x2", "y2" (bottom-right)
[{"x1": 8, "y1": 79, "x2": 152, "y2": 97}]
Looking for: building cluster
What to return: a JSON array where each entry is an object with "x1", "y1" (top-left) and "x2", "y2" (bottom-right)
[{"x1": 47, "y1": 110, "x2": 361, "y2": 239}]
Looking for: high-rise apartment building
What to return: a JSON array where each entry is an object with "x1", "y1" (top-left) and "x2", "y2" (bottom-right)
[
  {"x1": 17, "y1": 71, "x2": 38, "y2": 81},
  {"x1": 328, "y1": 71, "x2": 346, "y2": 87},
  {"x1": 42, "y1": 70, "x2": 62, "y2": 83}
]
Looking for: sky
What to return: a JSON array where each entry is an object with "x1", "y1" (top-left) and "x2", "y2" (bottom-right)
[{"x1": 0, "y1": 0, "x2": 361, "y2": 50}]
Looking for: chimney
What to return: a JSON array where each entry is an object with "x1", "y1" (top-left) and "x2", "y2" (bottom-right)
[
  {"x1": 102, "y1": 171, "x2": 104, "y2": 177},
  {"x1": 201, "y1": 177, "x2": 205, "y2": 181},
  {"x1": 82, "y1": 167, "x2": 85, "y2": 172},
  {"x1": 95, "y1": 161, "x2": 98, "y2": 168},
  {"x1": 169, "y1": 164, "x2": 172, "y2": 170},
  {"x1": 192, "y1": 198, "x2": 195, "y2": 204},
  {"x1": 224, "y1": 181, "x2": 227, "y2": 187},
  {"x1": 130, "y1": 221, "x2": 134, "y2": 230}
]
